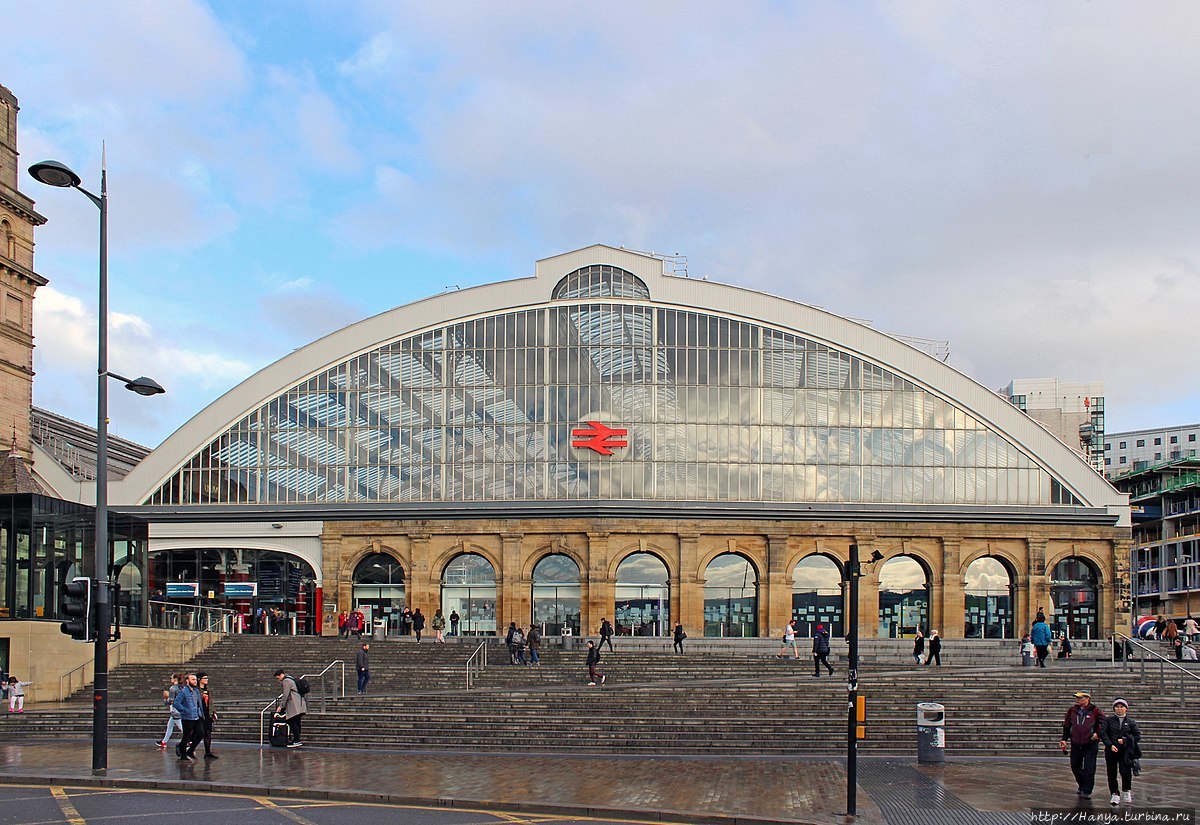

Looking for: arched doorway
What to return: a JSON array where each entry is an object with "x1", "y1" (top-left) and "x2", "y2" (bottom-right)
[
  {"x1": 441, "y1": 553, "x2": 497, "y2": 636},
  {"x1": 877, "y1": 556, "x2": 929, "y2": 638},
  {"x1": 614, "y1": 553, "x2": 670, "y2": 637},
  {"x1": 353, "y1": 553, "x2": 406, "y2": 633},
  {"x1": 531, "y1": 554, "x2": 581, "y2": 636},
  {"x1": 703, "y1": 553, "x2": 758, "y2": 638},
  {"x1": 792, "y1": 554, "x2": 844, "y2": 637},
  {"x1": 1050, "y1": 557, "x2": 1100, "y2": 640},
  {"x1": 963, "y1": 556, "x2": 1015, "y2": 639}
]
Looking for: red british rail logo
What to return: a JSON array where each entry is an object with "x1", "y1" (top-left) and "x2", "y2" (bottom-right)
[{"x1": 571, "y1": 421, "x2": 628, "y2": 456}]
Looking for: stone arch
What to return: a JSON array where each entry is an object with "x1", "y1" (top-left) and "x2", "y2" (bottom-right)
[
  {"x1": 696, "y1": 543, "x2": 763, "y2": 582},
  {"x1": 521, "y1": 540, "x2": 585, "y2": 581},
  {"x1": 609, "y1": 542, "x2": 676, "y2": 580},
  {"x1": 874, "y1": 545, "x2": 938, "y2": 581},
  {"x1": 1045, "y1": 546, "x2": 1108, "y2": 584},
  {"x1": 0, "y1": 218, "x2": 11, "y2": 258},
  {"x1": 431, "y1": 541, "x2": 502, "y2": 581},
  {"x1": 791, "y1": 550, "x2": 846, "y2": 579},
  {"x1": 342, "y1": 544, "x2": 406, "y2": 584},
  {"x1": 960, "y1": 546, "x2": 1024, "y2": 588}
]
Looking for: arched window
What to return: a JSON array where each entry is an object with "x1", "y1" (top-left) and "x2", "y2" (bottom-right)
[
  {"x1": 552, "y1": 265, "x2": 650, "y2": 300},
  {"x1": 0, "y1": 220, "x2": 11, "y2": 260},
  {"x1": 792, "y1": 554, "x2": 844, "y2": 637},
  {"x1": 614, "y1": 552, "x2": 670, "y2": 636},
  {"x1": 1050, "y1": 557, "x2": 1099, "y2": 641},
  {"x1": 531, "y1": 554, "x2": 581, "y2": 636},
  {"x1": 963, "y1": 556, "x2": 1015, "y2": 639},
  {"x1": 877, "y1": 556, "x2": 929, "y2": 638},
  {"x1": 703, "y1": 553, "x2": 758, "y2": 637},
  {"x1": 441, "y1": 553, "x2": 497, "y2": 636},
  {"x1": 353, "y1": 552, "x2": 406, "y2": 631}
]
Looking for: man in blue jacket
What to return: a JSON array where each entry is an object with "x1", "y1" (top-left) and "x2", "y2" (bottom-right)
[
  {"x1": 1031, "y1": 616, "x2": 1054, "y2": 668},
  {"x1": 171, "y1": 672, "x2": 203, "y2": 761}
]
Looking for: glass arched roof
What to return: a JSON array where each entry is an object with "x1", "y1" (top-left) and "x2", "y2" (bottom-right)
[{"x1": 145, "y1": 267, "x2": 1084, "y2": 509}]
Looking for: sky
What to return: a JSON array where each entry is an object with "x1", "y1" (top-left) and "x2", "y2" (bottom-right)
[{"x1": 3, "y1": 1, "x2": 1199, "y2": 449}]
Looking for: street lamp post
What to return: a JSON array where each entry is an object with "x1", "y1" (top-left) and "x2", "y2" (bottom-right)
[{"x1": 29, "y1": 157, "x2": 164, "y2": 776}]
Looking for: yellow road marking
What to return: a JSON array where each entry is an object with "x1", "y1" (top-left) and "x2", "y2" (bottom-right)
[
  {"x1": 253, "y1": 796, "x2": 321, "y2": 825},
  {"x1": 49, "y1": 786, "x2": 86, "y2": 825}
]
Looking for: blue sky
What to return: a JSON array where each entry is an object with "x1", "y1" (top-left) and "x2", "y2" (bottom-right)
[{"x1": 4, "y1": 1, "x2": 1199, "y2": 447}]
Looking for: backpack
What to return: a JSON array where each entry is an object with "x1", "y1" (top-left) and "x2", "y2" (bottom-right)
[{"x1": 293, "y1": 676, "x2": 311, "y2": 696}]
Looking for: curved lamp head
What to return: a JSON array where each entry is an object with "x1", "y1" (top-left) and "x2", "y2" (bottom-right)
[
  {"x1": 28, "y1": 160, "x2": 83, "y2": 189},
  {"x1": 124, "y1": 376, "x2": 166, "y2": 397}
]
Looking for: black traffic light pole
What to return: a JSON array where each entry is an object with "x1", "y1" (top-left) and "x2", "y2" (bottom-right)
[{"x1": 846, "y1": 542, "x2": 860, "y2": 818}]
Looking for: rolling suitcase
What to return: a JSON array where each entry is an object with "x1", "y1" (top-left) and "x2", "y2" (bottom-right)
[{"x1": 269, "y1": 710, "x2": 290, "y2": 748}]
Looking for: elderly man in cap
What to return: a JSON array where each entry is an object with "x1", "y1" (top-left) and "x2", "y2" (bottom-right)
[{"x1": 1060, "y1": 690, "x2": 1105, "y2": 799}]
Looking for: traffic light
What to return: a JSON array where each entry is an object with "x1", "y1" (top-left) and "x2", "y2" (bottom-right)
[{"x1": 60, "y1": 576, "x2": 94, "y2": 641}]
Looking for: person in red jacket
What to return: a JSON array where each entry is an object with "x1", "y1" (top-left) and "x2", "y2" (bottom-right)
[{"x1": 1060, "y1": 690, "x2": 1105, "y2": 799}]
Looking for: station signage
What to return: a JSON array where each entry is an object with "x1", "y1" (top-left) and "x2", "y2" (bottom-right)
[
  {"x1": 571, "y1": 421, "x2": 628, "y2": 456},
  {"x1": 224, "y1": 582, "x2": 259, "y2": 598},
  {"x1": 166, "y1": 582, "x2": 199, "y2": 598}
]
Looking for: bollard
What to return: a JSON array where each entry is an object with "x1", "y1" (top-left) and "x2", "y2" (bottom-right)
[{"x1": 916, "y1": 702, "x2": 946, "y2": 763}]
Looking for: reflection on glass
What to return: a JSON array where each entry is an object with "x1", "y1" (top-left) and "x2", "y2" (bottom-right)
[
  {"x1": 877, "y1": 556, "x2": 929, "y2": 639},
  {"x1": 353, "y1": 552, "x2": 406, "y2": 625},
  {"x1": 442, "y1": 553, "x2": 497, "y2": 635},
  {"x1": 1050, "y1": 557, "x2": 1099, "y2": 641},
  {"x1": 532, "y1": 554, "x2": 581, "y2": 635},
  {"x1": 704, "y1": 554, "x2": 757, "y2": 637},
  {"x1": 963, "y1": 557, "x2": 1014, "y2": 639},
  {"x1": 792, "y1": 554, "x2": 844, "y2": 637},
  {"x1": 614, "y1": 552, "x2": 669, "y2": 636}
]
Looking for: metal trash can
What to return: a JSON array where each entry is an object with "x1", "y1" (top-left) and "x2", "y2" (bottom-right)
[
  {"x1": 373, "y1": 619, "x2": 386, "y2": 640},
  {"x1": 561, "y1": 629, "x2": 575, "y2": 651},
  {"x1": 916, "y1": 702, "x2": 946, "y2": 763}
]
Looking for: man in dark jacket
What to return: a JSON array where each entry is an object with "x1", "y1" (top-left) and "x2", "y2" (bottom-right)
[
  {"x1": 585, "y1": 640, "x2": 605, "y2": 686},
  {"x1": 356, "y1": 643, "x2": 370, "y2": 694},
  {"x1": 197, "y1": 672, "x2": 218, "y2": 759},
  {"x1": 1060, "y1": 690, "x2": 1105, "y2": 798},
  {"x1": 924, "y1": 630, "x2": 942, "y2": 666},
  {"x1": 599, "y1": 618, "x2": 615, "y2": 652},
  {"x1": 812, "y1": 624, "x2": 834, "y2": 677}
]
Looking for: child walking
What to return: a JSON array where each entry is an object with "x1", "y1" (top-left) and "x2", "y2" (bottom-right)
[{"x1": 7, "y1": 676, "x2": 30, "y2": 713}]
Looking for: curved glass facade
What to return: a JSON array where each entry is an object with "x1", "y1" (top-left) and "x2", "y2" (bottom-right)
[{"x1": 148, "y1": 266, "x2": 1078, "y2": 508}]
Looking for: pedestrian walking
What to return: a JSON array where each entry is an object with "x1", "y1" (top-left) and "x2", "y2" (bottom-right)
[
  {"x1": 1060, "y1": 690, "x2": 1104, "y2": 799},
  {"x1": 401, "y1": 606, "x2": 413, "y2": 636},
  {"x1": 158, "y1": 672, "x2": 183, "y2": 748},
  {"x1": 337, "y1": 610, "x2": 349, "y2": 639},
  {"x1": 527, "y1": 625, "x2": 542, "y2": 665},
  {"x1": 1031, "y1": 615, "x2": 1053, "y2": 668},
  {"x1": 912, "y1": 629, "x2": 925, "y2": 665},
  {"x1": 197, "y1": 672, "x2": 218, "y2": 759},
  {"x1": 351, "y1": 608, "x2": 365, "y2": 639},
  {"x1": 432, "y1": 609, "x2": 447, "y2": 643},
  {"x1": 585, "y1": 639, "x2": 605, "y2": 686},
  {"x1": 505, "y1": 621, "x2": 519, "y2": 664},
  {"x1": 1057, "y1": 631, "x2": 1073, "y2": 659},
  {"x1": 599, "y1": 617, "x2": 615, "y2": 652},
  {"x1": 412, "y1": 608, "x2": 426, "y2": 642},
  {"x1": 812, "y1": 624, "x2": 835, "y2": 676},
  {"x1": 1184, "y1": 615, "x2": 1199, "y2": 642},
  {"x1": 274, "y1": 669, "x2": 308, "y2": 748},
  {"x1": 449, "y1": 610, "x2": 460, "y2": 636},
  {"x1": 1182, "y1": 640, "x2": 1198, "y2": 661},
  {"x1": 1154, "y1": 615, "x2": 1167, "y2": 640},
  {"x1": 172, "y1": 673, "x2": 203, "y2": 761},
  {"x1": 6, "y1": 676, "x2": 30, "y2": 713},
  {"x1": 512, "y1": 625, "x2": 528, "y2": 665},
  {"x1": 1100, "y1": 698, "x2": 1141, "y2": 805},
  {"x1": 356, "y1": 643, "x2": 370, "y2": 694},
  {"x1": 924, "y1": 630, "x2": 942, "y2": 666},
  {"x1": 673, "y1": 622, "x2": 686, "y2": 655},
  {"x1": 776, "y1": 619, "x2": 801, "y2": 660},
  {"x1": 1164, "y1": 618, "x2": 1179, "y2": 653}
]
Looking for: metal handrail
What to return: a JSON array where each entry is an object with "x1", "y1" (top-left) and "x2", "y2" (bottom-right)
[
  {"x1": 465, "y1": 640, "x2": 488, "y2": 690},
  {"x1": 1111, "y1": 633, "x2": 1200, "y2": 705},
  {"x1": 178, "y1": 626, "x2": 226, "y2": 664},
  {"x1": 57, "y1": 641, "x2": 127, "y2": 701},
  {"x1": 149, "y1": 600, "x2": 236, "y2": 634},
  {"x1": 257, "y1": 660, "x2": 345, "y2": 747}
]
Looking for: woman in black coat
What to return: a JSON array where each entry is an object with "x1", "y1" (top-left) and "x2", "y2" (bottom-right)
[{"x1": 1099, "y1": 698, "x2": 1141, "y2": 805}]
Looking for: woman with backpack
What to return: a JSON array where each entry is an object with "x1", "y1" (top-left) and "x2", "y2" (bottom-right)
[
  {"x1": 432, "y1": 608, "x2": 447, "y2": 643},
  {"x1": 511, "y1": 625, "x2": 527, "y2": 665}
]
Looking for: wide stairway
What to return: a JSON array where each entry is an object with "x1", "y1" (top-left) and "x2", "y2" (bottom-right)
[{"x1": 6, "y1": 635, "x2": 1196, "y2": 758}]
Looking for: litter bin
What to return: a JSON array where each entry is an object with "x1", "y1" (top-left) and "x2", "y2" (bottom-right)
[
  {"x1": 561, "y1": 628, "x2": 575, "y2": 651},
  {"x1": 373, "y1": 619, "x2": 386, "y2": 640},
  {"x1": 916, "y1": 702, "x2": 945, "y2": 763}
]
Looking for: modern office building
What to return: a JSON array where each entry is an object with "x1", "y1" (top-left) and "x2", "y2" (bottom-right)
[
  {"x1": 1104, "y1": 424, "x2": 1200, "y2": 477},
  {"x1": 23, "y1": 244, "x2": 1126, "y2": 641},
  {"x1": 999, "y1": 379, "x2": 1106, "y2": 475},
  {"x1": 1107, "y1": 456, "x2": 1199, "y2": 621}
]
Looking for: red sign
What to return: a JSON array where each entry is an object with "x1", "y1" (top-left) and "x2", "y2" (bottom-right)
[{"x1": 571, "y1": 421, "x2": 628, "y2": 456}]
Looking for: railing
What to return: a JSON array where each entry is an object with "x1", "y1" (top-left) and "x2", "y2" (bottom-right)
[
  {"x1": 1111, "y1": 633, "x2": 1200, "y2": 705},
  {"x1": 57, "y1": 642, "x2": 127, "y2": 701},
  {"x1": 258, "y1": 661, "x2": 345, "y2": 747},
  {"x1": 178, "y1": 628, "x2": 224, "y2": 664},
  {"x1": 149, "y1": 600, "x2": 236, "y2": 634},
  {"x1": 465, "y1": 640, "x2": 488, "y2": 690}
]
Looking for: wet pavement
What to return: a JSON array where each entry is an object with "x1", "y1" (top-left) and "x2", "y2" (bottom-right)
[{"x1": 0, "y1": 740, "x2": 1196, "y2": 825}]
